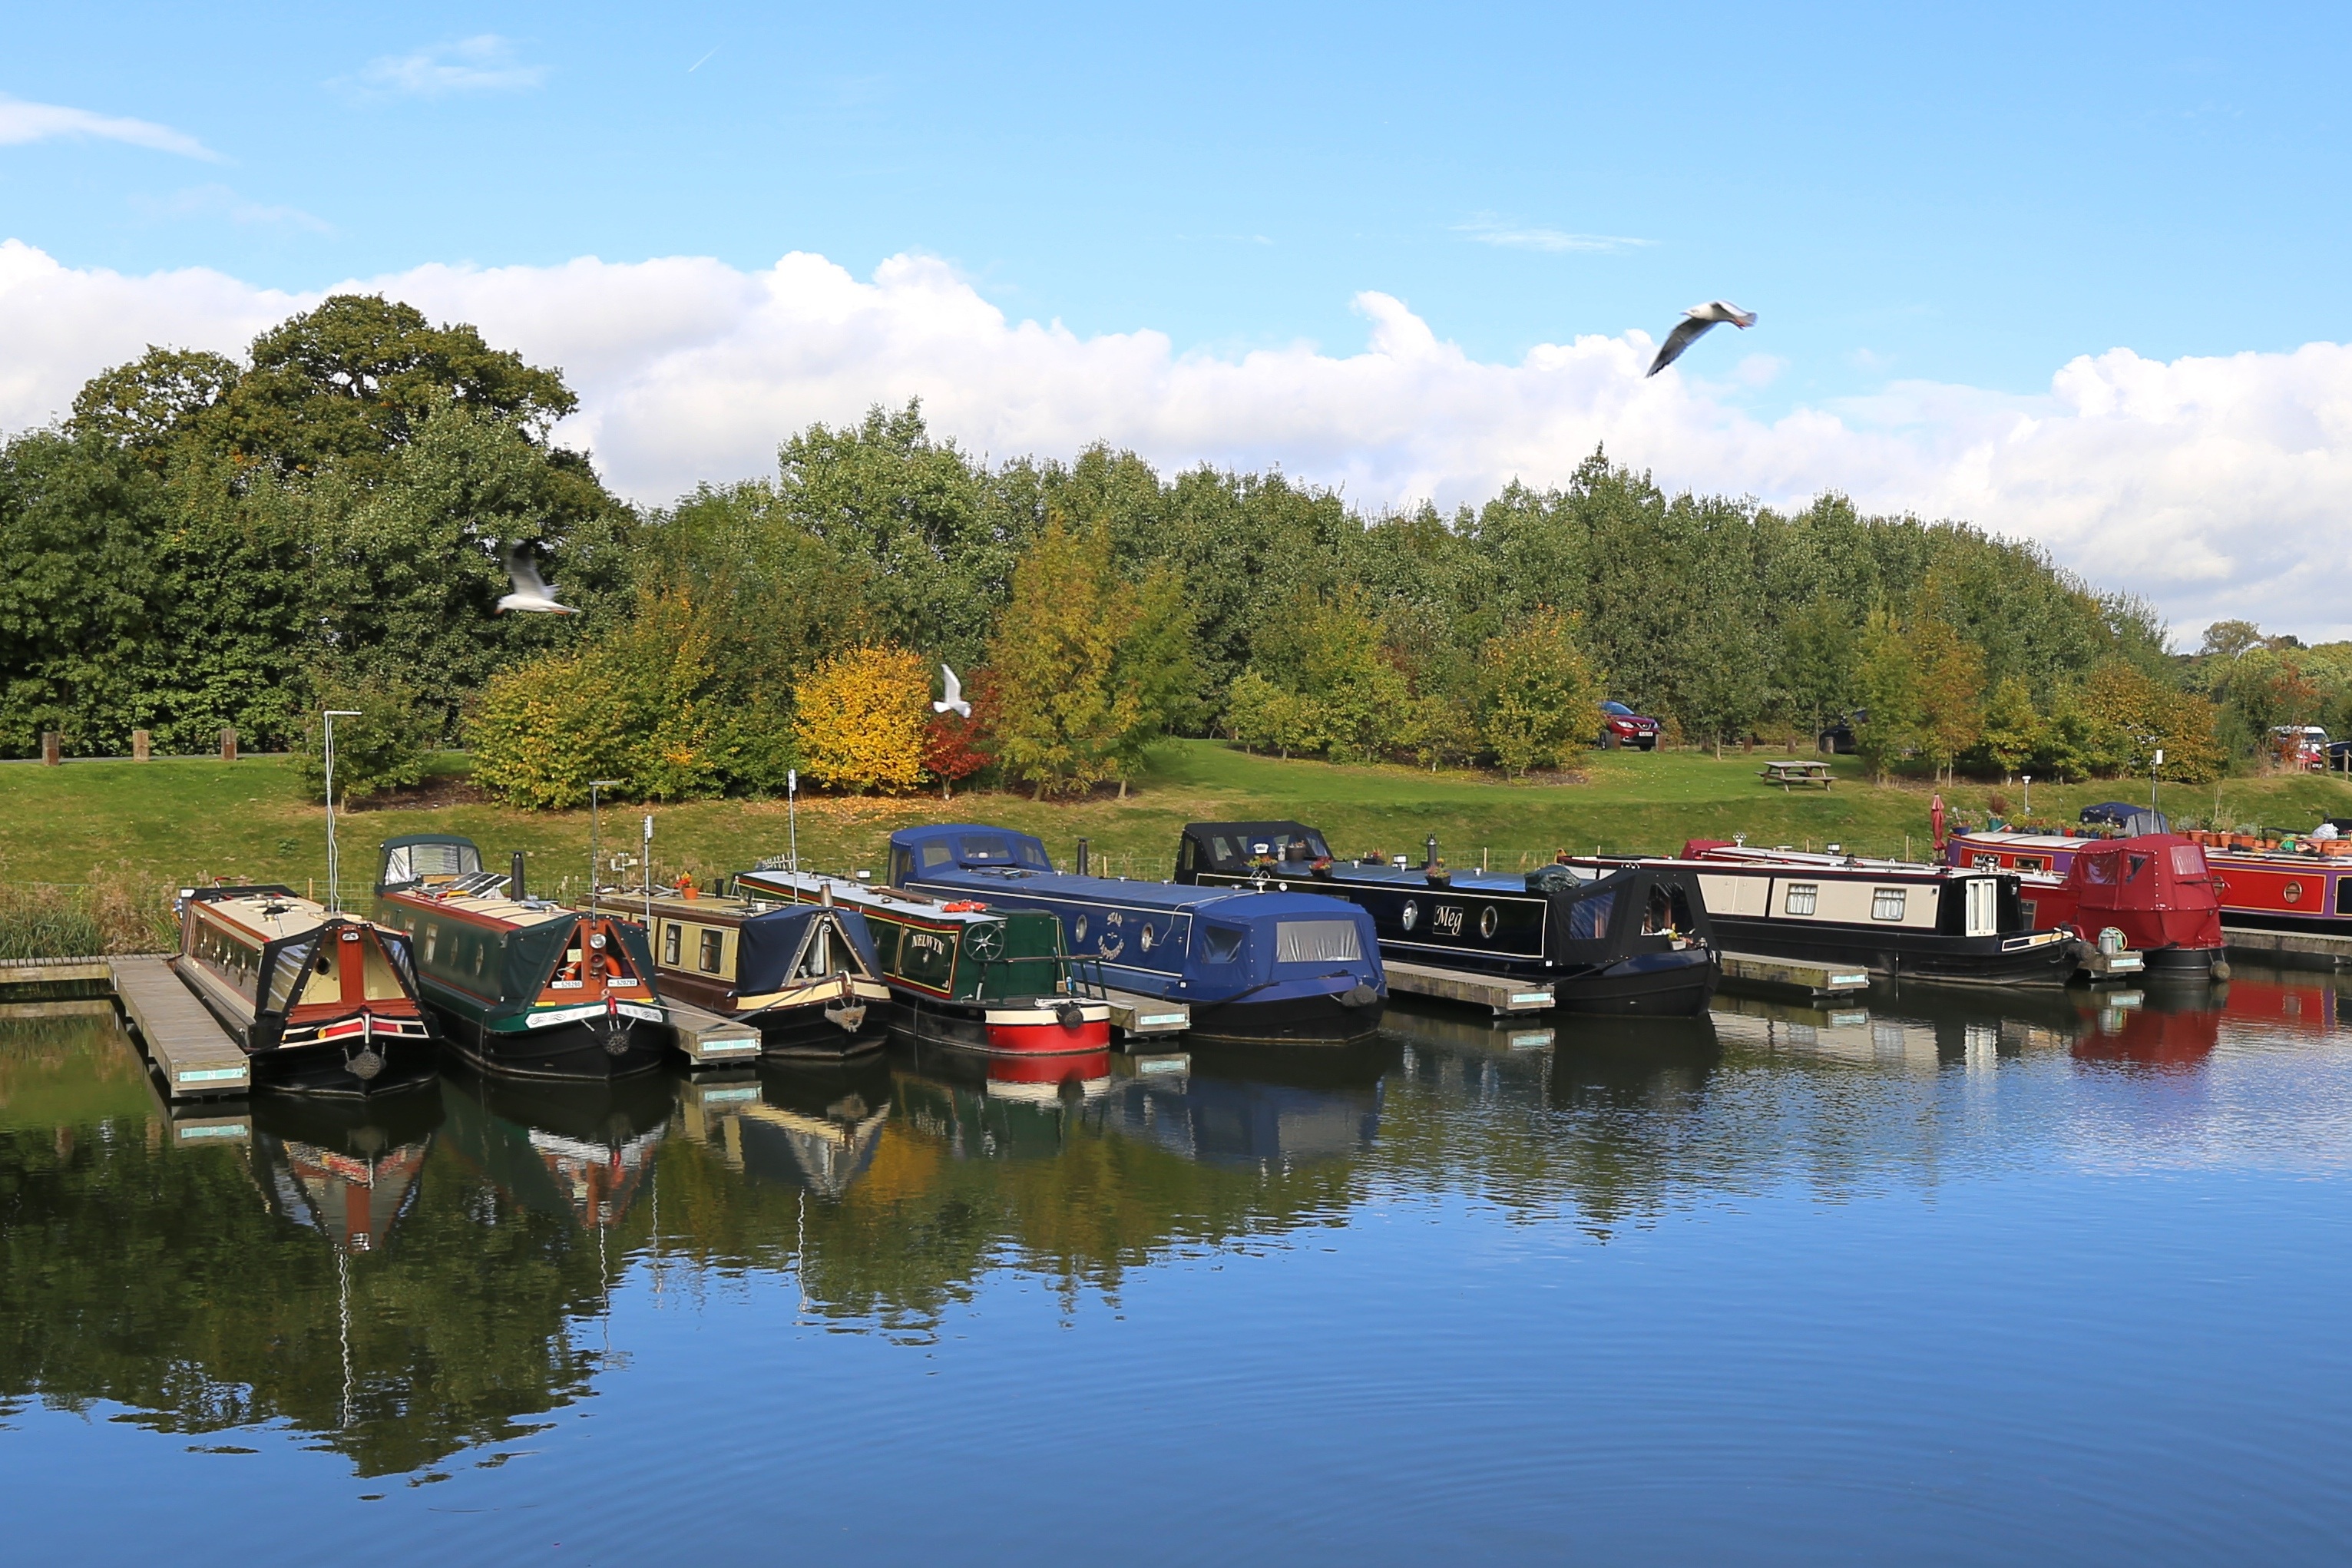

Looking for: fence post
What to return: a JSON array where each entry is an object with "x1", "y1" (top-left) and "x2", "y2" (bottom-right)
[
  {"x1": 131, "y1": 729, "x2": 151, "y2": 762},
  {"x1": 41, "y1": 731, "x2": 61, "y2": 766},
  {"x1": 219, "y1": 726, "x2": 237, "y2": 762}
]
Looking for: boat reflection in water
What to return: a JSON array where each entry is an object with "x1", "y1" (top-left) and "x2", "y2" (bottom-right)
[
  {"x1": 439, "y1": 1064, "x2": 670, "y2": 1230},
  {"x1": 1090, "y1": 1040, "x2": 1388, "y2": 1168},
  {"x1": 892, "y1": 1041, "x2": 1112, "y2": 1161},
  {"x1": 678, "y1": 1060, "x2": 896, "y2": 1199},
  {"x1": 252, "y1": 1093, "x2": 443, "y2": 1253}
]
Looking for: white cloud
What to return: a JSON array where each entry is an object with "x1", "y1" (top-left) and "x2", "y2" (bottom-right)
[
  {"x1": 344, "y1": 35, "x2": 547, "y2": 98},
  {"x1": 1457, "y1": 216, "x2": 1653, "y2": 253},
  {"x1": 0, "y1": 94, "x2": 217, "y2": 160},
  {"x1": 1, "y1": 237, "x2": 2348, "y2": 642},
  {"x1": 134, "y1": 184, "x2": 334, "y2": 236}
]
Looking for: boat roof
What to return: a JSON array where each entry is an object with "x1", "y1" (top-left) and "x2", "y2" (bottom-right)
[
  {"x1": 189, "y1": 888, "x2": 336, "y2": 944},
  {"x1": 736, "y1": 866, "x2": 1018, "y2": 926},
  {"x1": 1948, "y1": 831, "x2": 2096, "y2": 850},
  {"x1": 1668, "y1": 848, "x2": 1994, "y2": 879},
  {"x1": 382, "y1": 883, "x2": 581, "y2": 931},
  {"x1": 893, "y1": 823, "x2": 1372, "y2": 917},
  {"x1": 379, "y1": 832, "x2": 482, "y2": 852}
]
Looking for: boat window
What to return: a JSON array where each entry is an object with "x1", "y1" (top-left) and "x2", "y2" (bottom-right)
[
  {"x1": 266, "y1": 942, "x2": 313, "y2": 1013},
  {"x1": 2016, "y1": 857, "x2": 2048, "y2": 873},
  {"x1": 699, "y1": 929, "x2": 723, "y2": 973},
  {"x1": 1568, "y1": 892, "x2": 1615, "y2": 941},
  {"x1": 2126, "y1": 854, "x2": 2149, "y2": 882},
  {"x1": 1201, "y1": 924, "x2": 1246, "y2": 963},
  {"x1": 1276, "y1": 920, "x2": 1361, "y2": 964},
  {"x1": 892, "y1": 847, "x2": 918, "y2": 883},
  {"x1": 2339, "y1": 878, "x2": 2352, "y2": 918},
  {"x1": 663, "y1": 923, "x2": 682, "y2": 964},
  {"x1": 1872, "y1": 888, "x2": 1907, "y2": 921},
  {"x1": 958, "y1": 835, "x2": 1014, "y2": 863},
  {"x1": 921, "y1": 842, "x2": 954, "y2": 868},
  {"x1": 362, "y1": 935, "x2": 406, "y2": 1001},
  {"x1": 423, "y1": 925, "x2": 438, "y2": 964},
  {"x1": 1211, "y1": 836, "x2": 1235, "y2": 865},
  {"x1": 1016, "y1": 839, "x2": 1050, "y2": 868},
  {"x1": 1179, "y1": 839, "x2": 1196, "y2": 872},
  {"x1": 2172, "y1": 845, "x2": 2207, "y2": 878},
  {"x1": 2084, "y1": 854, "x2": 2118, "y2": 885},
  {"x1": 1965, "y1": 878, "x2": 1998, "y2": 938},
  {"x1": 382, "y1": 846, "x2": 412, "y2": 885},
  {"x1": 1784, "y1": 884, "x2": 1818, "y2": 916}
]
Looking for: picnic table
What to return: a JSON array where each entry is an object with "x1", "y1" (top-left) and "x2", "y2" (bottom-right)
[{"x1": 1761, "y1": 759, "x2": 1834, "y2": 790}]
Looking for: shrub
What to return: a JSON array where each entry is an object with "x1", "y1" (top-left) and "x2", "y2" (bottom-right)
[{"x1": 792, "y1": 644, "x2": 929, "y2": 793}]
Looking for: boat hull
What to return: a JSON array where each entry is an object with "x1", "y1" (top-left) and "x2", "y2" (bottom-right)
[
  {"x1": 661, "y1": 968, "x2": 889, "y2": 1059},
  {"x1": 430, "y1": 1003, "x2": 669, "y2": 1080},
  {"x1": 1705, "y1": 918, "x2": 2079, "y2": 986},
  {"x1": 247, "y1": 1034, "x2": 439, "y2": 1098},
  {"x1": 1183, "y1": 984, "x2": 1385, "y2": 1045},
  {"x1": 886, "y1": 993, "x2": 1111, "y2": 1057},
  {"x1": 1550, "y1": 948, "x2": 1720, "y2": 1017}
]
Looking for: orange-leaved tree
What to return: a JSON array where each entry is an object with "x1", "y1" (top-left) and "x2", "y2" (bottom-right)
[
  {"x1": 791, "y1": 643, "x2": 930, "y2": 793},
  {"x1": 921, "y1": 667, "x2": 994, "y2": 799}
]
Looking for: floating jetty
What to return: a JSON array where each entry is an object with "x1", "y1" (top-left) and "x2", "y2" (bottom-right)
[
  {"x1": 2223, "y1": 925, "x2": 2352, "y2": 970},
  {"x1": 1717, "y1": 951, "x2": 1872, "y2": 1003},
  {"x1": 1383, "y1": 960, "x2": 1555, "y2": 1016},
  {"x1": 111, "y1": 954, "x2": 249, "y2": 1098},
  {"x1": 668, "y1": 998, "x2": 762, "y2": 1068},
  {"x1": 1102, "y1": 987, "x2": 1191, "y2": 1037}
]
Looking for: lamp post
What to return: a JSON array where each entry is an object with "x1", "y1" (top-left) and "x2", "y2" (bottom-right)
[
  {"x1": 323, "y1": 710, "x2": 361, "y2": 912},
  {"x1": 588, "y1": 779, "x2": 624, "y2": 916}
]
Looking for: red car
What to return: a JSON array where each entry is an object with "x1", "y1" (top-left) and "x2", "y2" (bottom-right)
[{"x1": 1599, "y1": 700, "x2": 1659, "y2": 750}]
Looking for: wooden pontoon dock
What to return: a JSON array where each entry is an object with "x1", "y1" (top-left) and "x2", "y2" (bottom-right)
[
  {"x1": 1716, "y1": 951, "x2": 1873, "y2": 1003},
  {"x1": 668, "y1": 999, "x2": 764, "y2": 1068},
  {"x1": 1382, "y1": 960, "x2": 1555, "y2": 1016},
  {"x1": 110, "y1": 954, "x2": 250, "y2": 1098}
]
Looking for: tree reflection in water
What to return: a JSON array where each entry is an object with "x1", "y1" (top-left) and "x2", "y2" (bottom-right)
[{"x1": 0, "y1": 965, "x2": 2311, "y2": 1483}]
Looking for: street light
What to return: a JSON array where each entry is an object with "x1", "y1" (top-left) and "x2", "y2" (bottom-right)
[
  {"x1": 323, "y1": 710, "x2": 361, "y2": 912},
  {"x1": 588, "y1": 779, "x2": 625, "y2": 916}
]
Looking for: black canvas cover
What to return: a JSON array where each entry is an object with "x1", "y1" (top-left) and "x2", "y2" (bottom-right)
[
  {"x1": 1542, "y1": 865, "x2": 1714, "y2": 967},
  {"x1": 736, "y1": 905, "x2": 883, "y2": 994}
]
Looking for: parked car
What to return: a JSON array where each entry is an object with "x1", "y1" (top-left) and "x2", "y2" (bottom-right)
[
  {"x1": 2273, "y1": 725, "x2": 2330, "y2": 771},
  {"x1": 1599, "y1": 700, "x2": 1660, "y2": 750}
]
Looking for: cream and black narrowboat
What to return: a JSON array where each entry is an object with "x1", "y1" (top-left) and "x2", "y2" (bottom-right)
[
  {"x1": 627, "y1": 889, "x2": 892, "y2": 1057},
  {"x1": 373, "y1": 834, "x2": 669, "y2": 1080},
  {"x1": 173, "y1": 884, "x2": 437, "y2": 1097}
]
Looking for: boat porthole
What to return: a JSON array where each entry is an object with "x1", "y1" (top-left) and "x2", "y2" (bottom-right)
[
  {"x1": 1401, "y1": 901, "x2": 1419, "y2": 931},
  {"x1": 1074, "y1": 915, "x2": 1089, "y2": 942},
  {"x1": 1480, "y1": 906, "x2": 1498, "y2": 938},
  {"x1": 2286, "y1": 882, "x2": 2305, "y2": 905},
  {"x1": 1140, "y1": 925, "x2": 1154, "y2": 952}
]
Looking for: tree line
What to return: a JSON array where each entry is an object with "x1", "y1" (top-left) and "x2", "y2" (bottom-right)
[{"x1": 0, "y1": 294, "x2": 2277, "y2": 804}]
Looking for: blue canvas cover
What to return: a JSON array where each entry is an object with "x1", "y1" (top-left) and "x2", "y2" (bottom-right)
[{"x1": 735, "y1": 905, "x2": 882, "y2": 994}]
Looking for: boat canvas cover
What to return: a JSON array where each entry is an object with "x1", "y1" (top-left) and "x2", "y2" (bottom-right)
[
  {"x1": 735, "y1": 905, "x2": 884, "y2": 995},
  {"x1": 1529, "y1": 862, "x2": 1715, "y2": 964},
  {"x1": 378, "y1": 833, "x2": 485, "y2": 889},
  {"x1": 459, "y1": 911, "x2": 654, "y2": 1022},
  {"x1": 2066, "y1": 835, "x2": 2223, "y2": 951},
  {"x1": 1181, "y1": 822, "x2": 1333, "y2": 872}
]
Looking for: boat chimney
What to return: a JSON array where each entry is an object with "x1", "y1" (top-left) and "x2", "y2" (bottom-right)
[
  {"x1": 1076, "y1": 838, "x2": 1090, "y2": 875},
  {"x1": 511, "y1": 852, "x2": 527, "y2": 901},
  {"x1": 1424, "y1": 834, "x2": 1440, "y2": 870},
  {"x1": 821, "y1": 880, "x2": 835, "y2": 906}
]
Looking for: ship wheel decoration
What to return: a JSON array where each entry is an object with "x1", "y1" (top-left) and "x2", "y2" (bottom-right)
[{"x1": 966, "y1": 922, "x2": 1004, "y2": 960}]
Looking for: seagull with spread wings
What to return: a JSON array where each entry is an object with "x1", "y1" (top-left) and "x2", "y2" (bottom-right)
[
  {"x1": 495, "y1": 541, "x2": 578, "y2": 615},
  {"x1": 1646, "y1": 300, "x2": 1758, "y2": 376},
  {"x1": 934, "y1": 664, "x2": 971, "y2": 718}
]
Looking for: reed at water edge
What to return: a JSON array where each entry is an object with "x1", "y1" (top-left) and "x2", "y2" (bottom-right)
[{"x1": 0, "y1": 865, "x2": 180, "y2": 960}]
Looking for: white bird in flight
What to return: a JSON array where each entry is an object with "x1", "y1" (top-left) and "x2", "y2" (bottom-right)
[
  {"x1": 496, "y1": 542, "x2": 578, "y2": 615},
  {"x1": 1646, "y1": 300, "x2": 1758, "y2": 377},
  {"x1": 934, "y1": 664, "x2": 971, "y2": 718}
]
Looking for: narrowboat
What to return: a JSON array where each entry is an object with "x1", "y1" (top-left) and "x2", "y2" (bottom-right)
[
  {"x1": 1941, "y1": 830, "x2": 2225, "y2": 981},
  {"x1": 617, "y1": 889, "x2": 892, "y2": 1058},
  {"x1": 1173, "y1": 821, "x2": 1716, "y2": 1017},
  {"x1": 172, "y1": 884, "x2": 437, "y2": 1097},
  {"x1": 887, "y1": 823, "x2": 1388, "y2": 1044},
  {"x1": 373, "y1": 833, "x2": 668, "y2": 1080},
  {"x1": 731, "y1": 865, "x2": 1112, "y2": 1057},
  {"x1": 1601, "y1": 845, "x2": 2082, "y2": 986},
  {"x1": 680, "y1": 1058, "x2": 896, "y2": 1199},
  {"x1": 1948, "y1": 826, "x2": 2334, "y2": 961}
]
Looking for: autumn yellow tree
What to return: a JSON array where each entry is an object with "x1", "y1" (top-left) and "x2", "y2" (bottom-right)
[
  {"x1": 791, "y1": 643, "x2": 930, "y2": 792},
  {"x1": 1476, "y1": 607, "x2": 1601, "y2": 776}
]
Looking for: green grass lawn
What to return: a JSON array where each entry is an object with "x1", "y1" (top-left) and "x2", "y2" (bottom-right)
[{"x1": 8, "y1": 740, "x2": 2352, "y2": 901}]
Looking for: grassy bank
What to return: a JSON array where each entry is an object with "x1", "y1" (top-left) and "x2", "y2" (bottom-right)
[{"x1": 7, "y1": 742, "x2": 2352, "y2": 904}]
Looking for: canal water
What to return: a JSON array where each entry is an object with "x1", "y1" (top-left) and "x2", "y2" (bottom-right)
[{"x1": 4, "y1": 973, "x2": 2350, "y2": 1563}]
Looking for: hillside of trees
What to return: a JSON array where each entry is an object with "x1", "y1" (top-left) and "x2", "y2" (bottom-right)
[{"x1": 0, "y1": 295, "x2": 2329, "y2": 805}]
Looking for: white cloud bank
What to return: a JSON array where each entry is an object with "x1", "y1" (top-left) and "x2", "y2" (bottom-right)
[{"x1": 2, "y1": 237, "x2": 2345, "y2": 641}]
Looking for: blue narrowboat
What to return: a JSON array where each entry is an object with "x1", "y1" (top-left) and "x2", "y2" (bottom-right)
[
  {"x1": 885, "y1": 824, "x2": 1387, "y2": 1045},
  {"x1": 1173, "y1": 822, "x2": 1721, "y2": 1017}
]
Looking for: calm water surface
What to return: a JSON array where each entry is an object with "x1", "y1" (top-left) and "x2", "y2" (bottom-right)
[{"x1": 5, "y1": 972, "x2": 2351, "y2": 1563}]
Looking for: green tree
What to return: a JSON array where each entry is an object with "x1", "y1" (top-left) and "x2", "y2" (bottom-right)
[
  {"x1": 1477, "y1": 608, "x2": 1601, "y2": 776},
  {"x1": 1851, "y1": 611, "x2": 1924, "y2": 782},
  {"x1": 289, "y1": 673, "x2": 436, "y2": 804}
]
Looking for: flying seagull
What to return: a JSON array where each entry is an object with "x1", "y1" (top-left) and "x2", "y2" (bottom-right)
[
  {"x1": 933, "y1": 664, "x2": 971, "y2": 718},
  {"x1": 1646, "y1": 300, "x2": 1758, "y2": 377},
  {"x1": 496, "y1": 542, "x2": 578, "y2": 615}
]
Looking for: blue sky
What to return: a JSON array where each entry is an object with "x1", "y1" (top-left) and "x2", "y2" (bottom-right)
[
  {"x1": 12, "y1": 2, "x2": 2348, "y2": 407},
  {"x1": 7, "y1": 2, "x2": 2351, "y2": 636}
]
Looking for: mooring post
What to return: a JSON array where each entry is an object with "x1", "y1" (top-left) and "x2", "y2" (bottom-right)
[
  {"x1": 131, "y1": 729, "x2": 151, "y2": 762},
  {"x1": 218, "y1": 726, "x2": 237, "y2": 762},
  {"x1": 40, "y1": 731, "x2": 60, "y2": 766}
]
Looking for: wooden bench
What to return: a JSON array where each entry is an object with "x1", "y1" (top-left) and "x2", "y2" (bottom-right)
[{"x1": 1761, "y1": 760, "x2": 1834, "y2": 790}]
